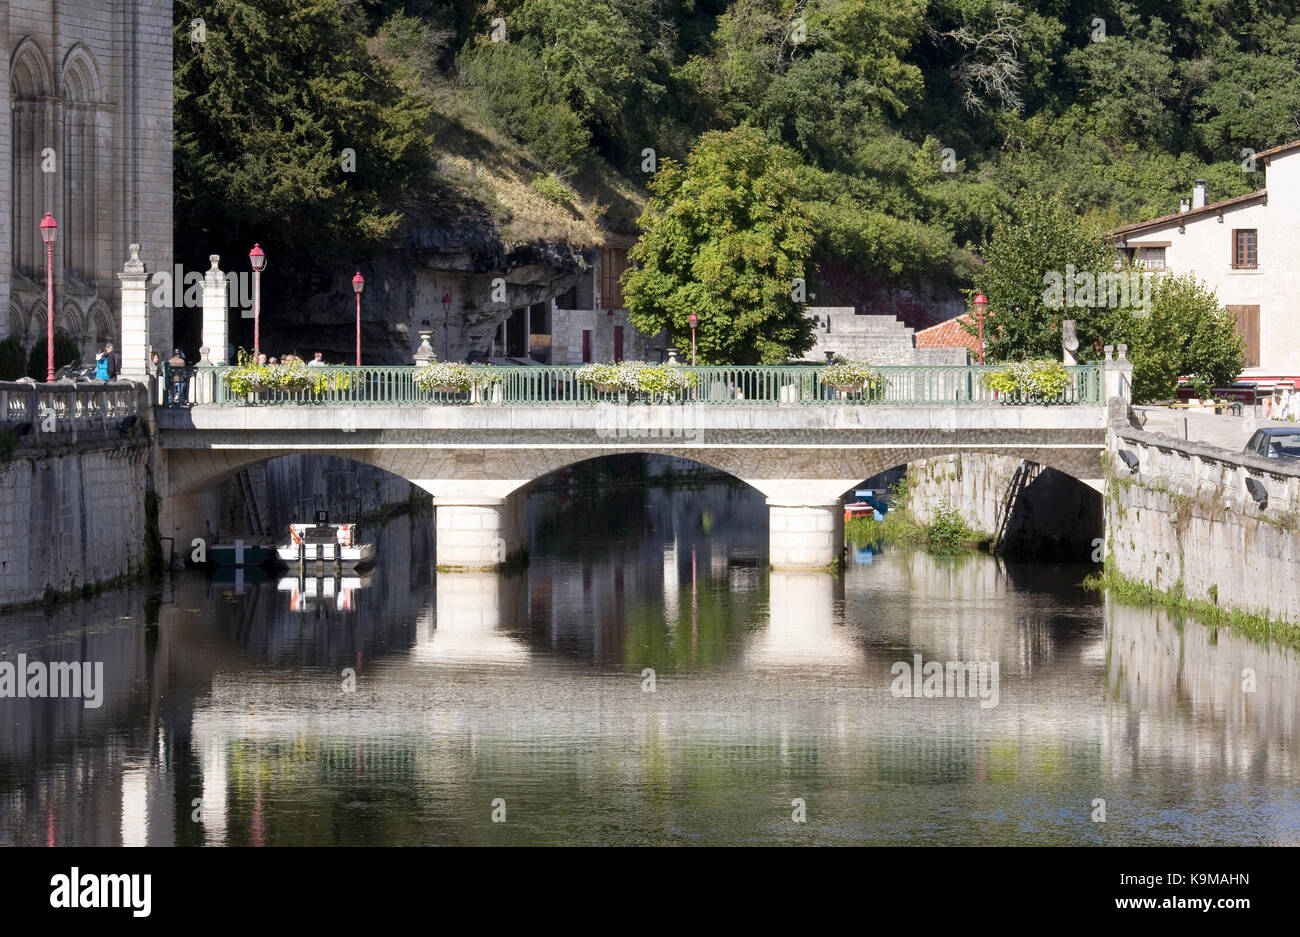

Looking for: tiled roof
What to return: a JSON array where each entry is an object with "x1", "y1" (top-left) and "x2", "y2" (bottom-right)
[
  {"x1": 1110, "y1": 190, "x2": 1266, "y2": 239},
  {"x1": 1256, "y1": 139, "x2": 1300, "y2": 161},
  {"x1": 915, "y1": 314, "x2": 982, "y2": 352}
]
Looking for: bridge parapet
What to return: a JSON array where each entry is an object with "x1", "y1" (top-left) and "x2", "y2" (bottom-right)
[
  {"x1": 160, "y1": 363, "x2": 1105, "y2": 409},
  {"x1": 1, "y1": 380, "x2": 147, "y2": 443}
]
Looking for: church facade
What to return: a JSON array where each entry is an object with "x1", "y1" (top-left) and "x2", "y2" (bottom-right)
[{"x1": 1, "y1": 0, "x2": 173, "y2": 364}]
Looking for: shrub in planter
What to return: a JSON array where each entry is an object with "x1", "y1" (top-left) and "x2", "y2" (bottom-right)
[
  {"x1": 414, "y1": 359, "x2": 474, "y2": 393},
  {"x1": 633, "y1": 362, "x2": 693, "y2": 395},
  {"x1": 980, "y1": 359, "x2": 1071, "y2": 402},
  {"x1": 819, "y1": 359, "x2": 886, "y2": 395}
]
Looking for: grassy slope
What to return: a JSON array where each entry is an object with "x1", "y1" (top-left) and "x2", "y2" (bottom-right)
[{"x1": 423, "y1": 82, "x2": 646, "y2": 248}]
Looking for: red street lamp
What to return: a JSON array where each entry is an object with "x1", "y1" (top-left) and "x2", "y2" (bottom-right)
[
  {"x1": 249, "y1": 243, "x2": 267, "y2": 356},
  {"x1": 40, "y1": 213, "x2": 57, "y2": 381},
  {"x1": 688, "y1": 312, "x2": 698, "y2": 366},
  {"x1": 441, "y1": 291, "x2": 452, "y2": 360},
  {"x1": 352, "y1": 271, "x2": 365, "y2": 366},
  {"x1": 973, "y1": 291, "x2": 988, "y2": 365}
]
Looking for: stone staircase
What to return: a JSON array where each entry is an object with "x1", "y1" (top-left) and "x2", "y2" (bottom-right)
[{"x1": 805, "y1": 309, "x2": 927, "y2": 365}]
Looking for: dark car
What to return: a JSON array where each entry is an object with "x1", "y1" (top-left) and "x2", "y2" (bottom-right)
[{"x1": 1244, "y1": 427, "x2": 1300, "y2": 460}]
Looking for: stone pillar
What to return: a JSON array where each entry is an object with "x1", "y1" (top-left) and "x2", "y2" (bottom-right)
[
  {"x1": 1103, "y1": 343, "x2": 1133, "y2": 403},
  {"x1": 116, "y1": 244, "x2": 150, "y2": 382},
  {"x1": 1062, "y1": 319, "x2": 1078, "y2": 366},
  {"x1": 201, "y1": 255, "x2": 229, "y2": 365},
  {"x1": 768, "y1": 499, "x2": 844, "y2": 569},
  {"x1": 433, "y1": 495, "x2": 526, "y2": 571}
]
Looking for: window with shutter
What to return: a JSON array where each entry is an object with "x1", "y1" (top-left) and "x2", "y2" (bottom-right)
[{"x1": 1226, "y1": 304, "x2": 1260, "y2": 367}]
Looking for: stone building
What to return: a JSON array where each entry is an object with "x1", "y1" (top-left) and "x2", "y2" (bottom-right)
[
  {"x1": 0, "y1": 0, "x2": 173, "y2": 365},
  {"x1": 1110, "y1": 142, "x2": 1300, "y2": 380}
]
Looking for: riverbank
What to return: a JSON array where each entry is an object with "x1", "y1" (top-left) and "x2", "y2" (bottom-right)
[{"x1": 1083, "y1": 561, "x2": 1300, "y2": 650}]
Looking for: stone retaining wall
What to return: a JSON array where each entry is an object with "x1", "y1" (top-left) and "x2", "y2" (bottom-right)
[
  {"x1": 905, "y1": 453, "x2": 1103, "y2": 559},
  {"x1": 1106, "y1": 399, "x2": 1300, "y2": 622},
  {"x1": 0, "y1": 439, "x2": 152, "y2": 608}
]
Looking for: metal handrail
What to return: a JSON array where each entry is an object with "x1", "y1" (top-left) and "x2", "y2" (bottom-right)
[{"x1": 161, "y1": 363, "x2": 1105, "y2": 408}]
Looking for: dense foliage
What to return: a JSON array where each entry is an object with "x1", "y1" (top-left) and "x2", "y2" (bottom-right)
[
  {"x1": 974, "y1": 193, "x2": 1245, "y2": 401},
  {"x1": 622, "y1": 127, "x2": 815, "y2": 363},
  {"x1": 174, "y1": 0, "x2": 1295, "y2": 360}
]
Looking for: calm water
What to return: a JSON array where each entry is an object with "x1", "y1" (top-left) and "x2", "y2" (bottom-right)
[{"x1": 1, "y1": 482, "x2": 1298, "y2": 846}]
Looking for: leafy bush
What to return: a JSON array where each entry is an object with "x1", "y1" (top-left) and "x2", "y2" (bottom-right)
[
  {"x1": 458, "y1": 41, "x2": 590, "y2": 174},
  {"x1": 924, "y1": 502, "x2": 976, "y2": 551},
  {"x1": 529, "y1": 174, "x2": 572, "y2": 208},
  {"x1": 980, "y1": 359, "x2": 1072, "y2": 401},
  {"x1": 26, "y1": 332, "x2": 80, "y2": 381},
  {"x1": 0, "y1": 336, "x2": 27, "y2": 381}
]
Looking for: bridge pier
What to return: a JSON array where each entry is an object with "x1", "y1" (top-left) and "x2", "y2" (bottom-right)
[
  {"x1": 433, "y1": 495, "x2": 527, "y2": 572},
  {"x1": 767, "y1": 500, "x2": 845, "y2": 570}
]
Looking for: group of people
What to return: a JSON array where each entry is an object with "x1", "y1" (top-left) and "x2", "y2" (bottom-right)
[{"x1": 251, "y1": 351, "x2": 328, "y2": 367}]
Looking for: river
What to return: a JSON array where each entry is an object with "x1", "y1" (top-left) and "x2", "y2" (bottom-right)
[{"x1": 1, "y1": 481, "x2": 1297, "y2": 845}]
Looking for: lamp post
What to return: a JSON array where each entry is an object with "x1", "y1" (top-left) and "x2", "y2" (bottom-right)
[
  {"x1": 973, "y1": 291, "x2": 988, "y2": 365},
  {"x1": 688, "y1": 312, "x2": 698, "y2": 366},
  {"x1": 249, "y1": 243, "x2": 266, "y2": 356},
  {"x1": 352, "y1": 271, "x2": 365, "y2": 366},
  {"x1": 40, "y1": 213, "x2": 57, "y2": 381},
  {"x1": 441, "y1": 291, "x2": 452, "y2": 360}
]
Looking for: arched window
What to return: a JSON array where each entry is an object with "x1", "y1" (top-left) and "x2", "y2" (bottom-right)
[
  {"x1": 60, "y1": 46, "x2": 103, "y2": 283},
  {"x1": 7, "y1": 303, "x2": 26, "y2": 343},
  {"x1": 89, "y1": 301, "x2": 114, "y2": 351},
  {"x1": 10, "y1": 39, "x2": 53, "y2": 280}
]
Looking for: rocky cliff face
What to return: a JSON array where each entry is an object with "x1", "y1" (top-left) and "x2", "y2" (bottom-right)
[{"x1": 264, "y1": 193, "x2": 595, "y2": 364}]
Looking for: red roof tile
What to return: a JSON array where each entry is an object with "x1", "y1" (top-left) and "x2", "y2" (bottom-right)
[{"x1": 915, "y1": 314, "x2": 981, "y2": 352}]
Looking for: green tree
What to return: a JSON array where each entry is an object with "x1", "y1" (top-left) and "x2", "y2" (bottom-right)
[
  {"x1": 26, "y1": 332, "x2": 80, "y2": 381},
  {"x1": 621, "y1": 126, "x2": 816, "y2": 364},
  {"x1": 0, "y1": 336, "x2": 27, "y2": 381},
  {"x1": 1092, "y1": 274, "x2": 1244, "y2": 403},
  {"x1": 973, "y1": 192, "x2": 1112, "y2": 361},
  {"x1": 173, "y1": 0, "x2": 434, "y2": 262}
]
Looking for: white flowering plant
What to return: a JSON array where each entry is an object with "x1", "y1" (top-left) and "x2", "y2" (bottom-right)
[
  {"x1": 414, "y1": 359, "x2": 475, "y2": 393},
  {"x1": 819, "y1": 359, "x2": 887, "y2": 395},
  {"x1": 980, "y1": 359, "x2": 1072, "y2": 401},
  {"x1": 575, "y1": 361, "x2": 695, "y2": 396},
  {"x1": 224, "y1": 350, "x2": 351, "y2": 395}
]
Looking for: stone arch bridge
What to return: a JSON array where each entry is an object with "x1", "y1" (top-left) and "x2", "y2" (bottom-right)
[{"x1": 156, "y1": 374, "x2": 1120, "y2": 569}]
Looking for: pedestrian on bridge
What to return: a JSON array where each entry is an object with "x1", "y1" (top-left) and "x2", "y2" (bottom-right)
[{"x1": 167, "y1": 348, "x2": 189, "y2": 405}]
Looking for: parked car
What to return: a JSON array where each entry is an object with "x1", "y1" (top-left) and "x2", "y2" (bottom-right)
[{"x1": 1243, "y1": 428, "x2": 1300, "y2": 460}]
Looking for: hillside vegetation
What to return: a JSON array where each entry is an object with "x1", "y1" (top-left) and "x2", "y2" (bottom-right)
[{"x1": 174, "y1": 0, "x2": 1296, "y2": 305}]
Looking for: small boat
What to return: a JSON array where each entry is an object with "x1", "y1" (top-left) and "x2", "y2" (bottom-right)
[
  {"x1": 210, "y1": 540, "x2": 274, "y2": 567},
  {"x1": 276, "y1": 571, "x2": 372, "y2": 612},
  {"x1": 276, "y1": 521, "x2": 376, "y2": 568},
  {"x1": 844, "y1": 502, "x2": 876, "y2": 521}
]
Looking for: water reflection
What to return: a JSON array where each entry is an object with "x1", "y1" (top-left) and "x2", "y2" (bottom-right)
[{"x1": 1, "y1": 486, "x2": 1298, "y2": 845}]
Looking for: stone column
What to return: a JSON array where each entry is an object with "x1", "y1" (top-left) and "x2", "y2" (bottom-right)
[
  {"x1": 201, "y1": 255, "x2": 228, "y2": 364},
  {"x1": 768, "y1": 499, "x2": 844, "y2": 569},
  {"x1": 433, "y1": 495, "x2": 526, "y2": 571},
  {"x1": 116, "y1": 244, "x2": 149, "y2": 382},
  {"x1": 1103, "y1": 343, "x2": 1133, "y2": 403}
]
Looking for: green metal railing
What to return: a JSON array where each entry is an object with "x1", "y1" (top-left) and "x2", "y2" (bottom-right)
[{"x1": 161, "y1": 363, "x2": 1104, "y2": 408}]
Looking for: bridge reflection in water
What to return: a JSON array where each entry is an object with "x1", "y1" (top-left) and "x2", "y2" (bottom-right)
[{"x1": 1, "y1": 484, "x2": 1297, "y2": 845}]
